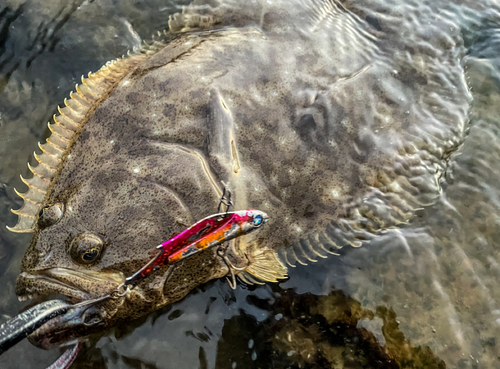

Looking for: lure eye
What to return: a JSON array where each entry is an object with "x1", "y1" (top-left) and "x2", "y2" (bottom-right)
[
  {"x1": 253, "y1": 214, "x2": 263, "y2": 227},
  {"x1": 37, "y1": 203, "x2": 64, "y2": 229},
  {"x1": 69, "y1": 233, "x2": 104, "y2": 265}
]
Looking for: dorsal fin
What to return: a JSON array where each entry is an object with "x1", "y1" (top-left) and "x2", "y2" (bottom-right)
[{"x1": 6, "y1": 45, "x2": 164, "y2": 233}]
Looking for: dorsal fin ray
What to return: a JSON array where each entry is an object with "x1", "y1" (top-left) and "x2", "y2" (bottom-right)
[{"x1": 7, "y1": 42, "x2": 166, "y2": 233}]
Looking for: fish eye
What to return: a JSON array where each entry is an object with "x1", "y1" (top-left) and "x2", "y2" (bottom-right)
[
  {"x1": 38, "y1": 206, "x2": 49, "y2": 218},
  {"x1": 83, "y1": 248, "x2": 100, "y2": 262},
  {"x1": 253, "y1": 214, "x2": 263, "y2": 227},
  {"x1": 37, "y1": 203, "x2": 64, "y2": 229},
  {"x1": 69, "y1": 233, "x2": 104, "y2": 265}
]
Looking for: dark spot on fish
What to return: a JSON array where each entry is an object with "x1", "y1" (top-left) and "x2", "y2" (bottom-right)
[
  {"x1": 126, "y1": 92, "x2": 142, "y2": 105},
  {"x1": 162, "y1": 103, "x2": 176, "y2": 119},
  {"x1": 303, "y1": 204, "x2": 315, "y2": 218}
]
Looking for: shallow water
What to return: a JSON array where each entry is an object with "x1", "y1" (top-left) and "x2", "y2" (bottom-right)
[{"x1": 0, "y1": 0, "x2": 500, "y2": 368}]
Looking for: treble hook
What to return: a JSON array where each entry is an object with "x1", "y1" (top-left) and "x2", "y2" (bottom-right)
[
  {"x1": 217, "y1": 185, "x2": 233, "y2": 215},
  {"x1": 217, "y1": 246, "x2": 247, "y2": 290}
]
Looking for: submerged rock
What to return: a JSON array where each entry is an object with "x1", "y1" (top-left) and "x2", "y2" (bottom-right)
[{"x1": 215, "y1": 288, "x2": 446, "y2": 369}]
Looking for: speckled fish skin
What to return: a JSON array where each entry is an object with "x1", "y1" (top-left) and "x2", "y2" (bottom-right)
[{"x1": 12, "y1": 0, "x2": 475, "y2": 350}]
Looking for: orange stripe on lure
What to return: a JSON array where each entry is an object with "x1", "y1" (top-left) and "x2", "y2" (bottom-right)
[{"x1": 125, "y1": 209, "x2": 268, "y2": 286}]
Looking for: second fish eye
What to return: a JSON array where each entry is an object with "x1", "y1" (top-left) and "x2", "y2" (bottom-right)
[
  {"x1": 37, "y1": 203, "x2": 64, "y2": 229},
  {"x1": 38, "y1": 205, "x2": 50, "y2": 218}
]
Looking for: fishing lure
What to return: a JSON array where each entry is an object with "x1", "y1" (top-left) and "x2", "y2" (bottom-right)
[{"x1": 124, "y1": 209, "x2": 268, "y2": 286}]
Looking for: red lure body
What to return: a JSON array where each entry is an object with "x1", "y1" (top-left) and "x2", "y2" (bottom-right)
[{"x1": 125, "y1": 209, "x2": 266, "y2": 285}]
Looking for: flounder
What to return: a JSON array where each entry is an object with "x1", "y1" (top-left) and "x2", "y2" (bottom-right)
[{"x1": 7, "y1": 0, "x2": 472, "y2": 350}]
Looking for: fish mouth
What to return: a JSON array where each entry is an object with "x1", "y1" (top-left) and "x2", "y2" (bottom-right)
[
  {"x1": 16, "y1": 268, "x2": 124, "y2": 300},
  {"x1": 17, "y1": 271, "x2": 91, "y2": 303},
  {"x1": 16, "y1": 268, "x2": 124, "y2": 350}
]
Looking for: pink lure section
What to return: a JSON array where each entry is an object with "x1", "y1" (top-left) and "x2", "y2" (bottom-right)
[
  {"x1": 126, "y1": 210, "x2": 255, "y2": 284},
  {"x1": 166, "y1": 211, "x2": 252, "y2": 262},
  {"x1": 45, "y1": 342, "x2": 82, "y2": 369}
]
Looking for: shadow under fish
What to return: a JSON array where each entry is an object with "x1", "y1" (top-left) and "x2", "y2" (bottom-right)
[{"x1": 215, "y1": 287, "x2": 446, "y2": 369}]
